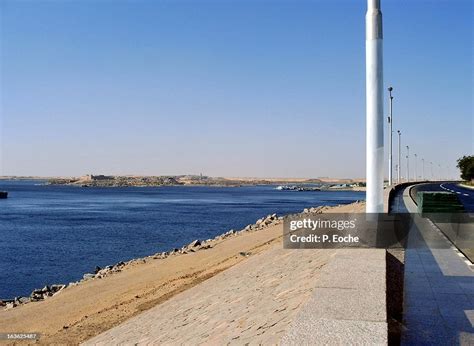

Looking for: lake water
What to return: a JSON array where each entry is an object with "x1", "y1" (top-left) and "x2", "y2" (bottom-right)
[{"x1": 0, "y1": 180, "x2": 364, "y2": 299}]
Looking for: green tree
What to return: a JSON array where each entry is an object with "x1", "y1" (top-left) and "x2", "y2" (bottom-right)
[{"x1": 456, "y1": 155, "x2": 474, "y2": 182}]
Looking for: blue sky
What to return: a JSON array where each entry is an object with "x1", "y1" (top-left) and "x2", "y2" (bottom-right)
[{"x1": 1, "y1": 0, "x2": 472, "y2": 178}]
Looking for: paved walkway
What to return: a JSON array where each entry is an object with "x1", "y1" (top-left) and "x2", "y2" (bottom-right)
[
  {"x1": 84, "y1": 245, "x2": 335, "y2": 345},
  {"x1": 402, "y1": 188, "x2": 474, "y2": 345},
  {"x1": 281, "y1": 249, "x2": 387, "y2": 345}
]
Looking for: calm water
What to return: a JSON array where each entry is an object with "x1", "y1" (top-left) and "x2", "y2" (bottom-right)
[{"x1": 0, "y1": 180, "x2": 364, "y2": 299}]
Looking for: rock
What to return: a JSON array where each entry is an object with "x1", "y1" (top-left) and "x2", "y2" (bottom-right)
[
  {"x1": 5, "y1": 302, "x2": 16, "y2": 310},
  {"x1": 0, "y1": 300, "x2": 5, "y2": 307},
  {"x1": 83, "y1": 273, "x2": 95, "y2": 280},
  {"x1": 188, "y1": 239, "x2": 201, "y2": 248},
  {"x1": 94, "y1": 266, "x2": 102, "y2": 274},
  {"x1": 18, "y1": 297, "x2": 30, "y2": 304},
  {"x1": 51, "y1": 284, "x2": 66, "y2": 292},
  {"x1": 223, "y1": 230, "x2": 235, "y2": 237},
  {"x1": 41, "y1": 285, "x2": 51, "y2": 293},
  {"x1": 244, "y1": 225, "x2": 252, "y2": 231},
  {"x1": 239, "y1": 252, "x2": 251, "y2": 257},
  {"x1": 31, "y1": 288, "x2": 44, "y2": 300}
]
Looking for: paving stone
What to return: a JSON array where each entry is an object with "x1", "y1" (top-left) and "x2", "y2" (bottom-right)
[
  {"x1": 281, "y1": 318, "x2": 387, "y2": 346},
  {"x1": 83, "y1": 247, "x2": 335, "y2": 345}
]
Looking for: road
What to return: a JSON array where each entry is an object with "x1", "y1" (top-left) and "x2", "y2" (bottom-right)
[{"x1": 415, "y1": 182, "x2": 474, "y2": 212}]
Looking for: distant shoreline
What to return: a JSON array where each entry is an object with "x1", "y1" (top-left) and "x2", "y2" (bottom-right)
[{"x1": 0, "y1": 175, "x2": 365, "y2": 183}]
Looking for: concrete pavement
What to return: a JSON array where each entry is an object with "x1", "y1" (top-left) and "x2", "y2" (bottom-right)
[{"x1": 401, "y1": 186, "x2": 474, "y2": 345}]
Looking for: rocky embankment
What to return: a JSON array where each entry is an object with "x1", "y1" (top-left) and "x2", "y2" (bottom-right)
[
  {"x1": 48, "y1": 176, "x2": 181, "y2": 187},
  {"x1": 1, "y1": 206, "x2": 334, "y2": 311}
]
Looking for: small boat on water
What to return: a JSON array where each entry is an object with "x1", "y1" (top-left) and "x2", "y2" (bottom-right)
[
  {"x1": 0, "y1": 191, "x2": 8, "y2": 199},
  {"x1": 275, "y1": 185, "x2": 321, "y2": 192}
]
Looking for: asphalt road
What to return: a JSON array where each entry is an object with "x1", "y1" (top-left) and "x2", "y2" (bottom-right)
[{"x1": 415, "y1": 181, "x2": 474, "y2": 212}]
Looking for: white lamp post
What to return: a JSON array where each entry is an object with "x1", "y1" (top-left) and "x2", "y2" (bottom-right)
[
  {"x1": 406, "y1": 145, "x2": 410, "y2": 182},
  {"x1": 387, "y1": 87, "x2": 393, "y2": 186},
  {"x1": 422, "y1": 158, "x2": 425, "y2": 180},
  {"x1": 414, "y1": 153, "x2": 417, "y2": 181},
  {"x1": 366, "y1": 0, "x2": 384, "y2": 212},
  {"x1": 397, "y1": 130, "x2": 401, "y2": 183}
]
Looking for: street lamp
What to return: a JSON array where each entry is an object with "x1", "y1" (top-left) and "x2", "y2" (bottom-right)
[
  {"x1": 406, "y1": 145, "x2": 410, "y2": 182},
  {"x1": 365, "y1": 0, "x2": 384, "y2": 212},
  {"x1": 397, "y1": 130, "x2": 401, "y2": 183},
  {"x1": 387, "y1": 87, "x2": 394, "y2": 186},
  {"x1": 414, "y1": 154, "x2": 417, "y2": 181},
  {"x1": 422, "y1": 158, "x2": 425, "y2": 180}
]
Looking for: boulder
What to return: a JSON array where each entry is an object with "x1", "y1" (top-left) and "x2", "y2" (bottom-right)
[
  {"x1": 5, "y1": 302, "x2": 16, "y2": 309},
  {"x1": 18, "y1": 297, "x2": 30, "y2": 304},
  {"x1": 51, "y1": 284, "x2": 66, "y2": 293},
  {"x1": 188, "y1": 239, "x2": 201, "y2": 248},
  {"x1": 83, "y1": 273, "x2": 95, "y2": 280}
]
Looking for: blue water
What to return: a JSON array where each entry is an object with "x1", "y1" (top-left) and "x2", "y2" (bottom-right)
[{"x1": 0, "y1": 180, "x2": 364, "y2": 299}]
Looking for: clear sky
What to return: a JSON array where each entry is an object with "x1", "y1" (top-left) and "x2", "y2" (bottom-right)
[{"x1": 0, "y1": 0, "x2": 472, "y2": 178}]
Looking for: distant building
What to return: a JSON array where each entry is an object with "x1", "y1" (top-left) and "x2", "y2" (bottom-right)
[{"x1": 80, "y1": 174, "x2": 113, "y2": 181}]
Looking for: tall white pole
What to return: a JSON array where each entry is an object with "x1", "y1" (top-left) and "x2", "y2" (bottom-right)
[
  {"x1": 406, "y1": 145, "x2": 410, "y2": 182},
  {"x1": 366, "y1": 0, "x2": 384, "y2": 213},
  {"x1": 397, "y1": 130, "x2": 401, "y2": 183},
  {"x1": 422, "y1": 158, "x2": 425, "y2": 180},
  {"x1": 387, "y1": 87, "x2": 393, "y2": 186},
  {"x1": 414, "y1": 153, "x2": 417, "y2": 181}
]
